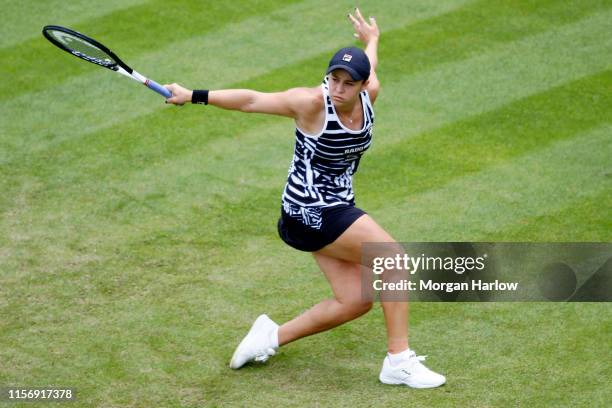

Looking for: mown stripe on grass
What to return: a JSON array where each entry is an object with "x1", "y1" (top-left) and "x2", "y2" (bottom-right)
[
  {"x1": 379, "y1": 0, "x2": 611, "y2": 80},
  {"x1": 370, "y1": 7, "x2": 612, "y2": 148},
  {"x1": 0, "y1": 0, "x2": 301, "y2": 100},
  {"x1": 373, "y1": 125, "x2": 611, "y2": 241},
  {"x1": 2, "y1": 2, "x2": 608, "y2": 175},
  {"x1": 2, "y1": 5, "x2": 610, "y2": 279},
  {"x1": 357, "y1": 70, "x2": 611, "y2": 208},
  {"x1": 482, "y1": 189, "x2": 612, "y2": 241},
  {"x1": 410, "y1": 303, "x2": 611, "y2": 407},
  {"x1": 111, "y1": 137, "x2": 609, "y2": 322},
  {"x1": 0, "y1": 0, "x2": 148, "y2": 48},
  {"x1": 3, "y1": 4, "x2": 608, "y2": 250},
  {"x1": 4, "y1": 0, "x2": 554, "y2": 193},
  {"x1": 0, "y1": 0, "x2": 474, "y2": 160},
  {"x1": 2, "y1": 2, "x2": 608, "y2": 196},
  {"x1": 4, "y1": 123, "x2": 608, "y2": 286},
  {"x1": 236, "y1": 0, "x2": 610, "y2": 91},
  {"x1": 132, "y1": 126, "x2": 610, "y2": 248},
  {"x1": 22, "y1": 55, "x2": 608, "y2": 230},
  {"x1": 1, "y1": 72, "x2": 609, "y2": 276},
  {"x1": 107, "y1": 68, "x2": 611, "y2": 220}
]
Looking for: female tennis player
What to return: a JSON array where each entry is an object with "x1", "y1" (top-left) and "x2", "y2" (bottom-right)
[{"x1": 164, "y1": 8, "x2": 445, "y2": 388}]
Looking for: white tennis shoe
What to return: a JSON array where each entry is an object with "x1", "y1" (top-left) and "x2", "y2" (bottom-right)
[
  {"x1": 379, "y1": 350, "x2": 446, "y2": 388},
  {"x1": 229, "y1": 314, "x2": 279, "y2": 369}
]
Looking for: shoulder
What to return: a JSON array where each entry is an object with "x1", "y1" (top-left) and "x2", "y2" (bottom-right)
[
  {"x1": 292, "y1": 86, "x2": 326, "y2": 133},
  {"x1": 286, "y1": 86, "x2": 324, "y2": 114}
]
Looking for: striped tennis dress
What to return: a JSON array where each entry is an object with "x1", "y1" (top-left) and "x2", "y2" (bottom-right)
[{"x1": 281, "y1": 77, "x2": 375, "y2": 229}]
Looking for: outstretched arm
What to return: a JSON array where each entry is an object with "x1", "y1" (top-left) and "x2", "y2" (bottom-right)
[
  {"x1": 348, "y1": 8, "x2": 380, "y2": 103},
  {"x1": 163, "y1": 84, "x2": 317, "y2": 119}
]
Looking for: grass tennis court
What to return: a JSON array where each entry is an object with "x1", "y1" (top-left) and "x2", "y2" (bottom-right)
[{"x1": 1, "y1": 0, "x2": 610, "y2": 406}]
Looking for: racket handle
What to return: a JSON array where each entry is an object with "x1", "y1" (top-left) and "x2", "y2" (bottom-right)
[{"x1": 145, "y1": 78, "x2": 172, "y2": 98}]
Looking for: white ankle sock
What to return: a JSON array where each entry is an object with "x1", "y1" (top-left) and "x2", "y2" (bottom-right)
[{"x1": 388, "y1": 349, "x2": 412, "y2": 366}]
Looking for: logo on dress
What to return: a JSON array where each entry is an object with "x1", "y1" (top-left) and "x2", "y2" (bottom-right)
[
  {"x1": 342, "y1": 54, "x2": 353, "y2": 62},
  {"x1": 345, "y1": 146, "x2": 365, "y2": 154}
]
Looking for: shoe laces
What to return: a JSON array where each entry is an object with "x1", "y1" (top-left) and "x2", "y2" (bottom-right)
[
  {"x1": 398, "y1": 353, "x2": 429, "y2": 377},
  {"x1": 253, "y1": 347, "x2": 276, "y2": 363}
]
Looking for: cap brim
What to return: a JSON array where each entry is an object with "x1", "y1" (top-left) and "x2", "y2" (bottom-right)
[{"x1": 326, "y1": 64, "x2": 364, "y2": 81}]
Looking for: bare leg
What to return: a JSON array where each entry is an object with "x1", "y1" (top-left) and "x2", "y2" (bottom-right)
[
  {"x1": 381, "y1": 301, "x2": 409, "y2": 353},
  {"x1": 278, "y1": 254, "x2": 373, "y2": 346},
  {"x1": 275, "y1": 214, "x2": 444, "y2": 388},
  {"x1": 314, "y1": 214, "x2": 410, "y2": 354}
]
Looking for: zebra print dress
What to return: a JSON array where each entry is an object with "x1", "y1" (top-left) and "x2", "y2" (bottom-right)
[{"x1": 281, "y1": 77, "x2": 374, "y2": 229}]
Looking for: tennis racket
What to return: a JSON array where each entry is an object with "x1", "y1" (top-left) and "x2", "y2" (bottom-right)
[{"x1": 42, "y1": 25, "x2": 171, "y2": 98}]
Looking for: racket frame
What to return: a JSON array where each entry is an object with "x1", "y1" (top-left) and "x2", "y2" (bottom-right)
[{"x1": 42, "y1": 25, "x2": 171, "y2": 98}]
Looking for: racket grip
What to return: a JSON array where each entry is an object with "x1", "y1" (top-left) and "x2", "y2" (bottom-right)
[{"x1": 145, "y1": 78, "x2": 172, "y2": 98}]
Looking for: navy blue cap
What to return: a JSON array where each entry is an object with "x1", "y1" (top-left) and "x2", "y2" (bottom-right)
[{"x1": 326, "y1": 46, "x2": 371, "y2": 81}]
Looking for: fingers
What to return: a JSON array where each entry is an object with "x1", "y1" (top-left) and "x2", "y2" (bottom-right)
[
  {"x1": 163, "y1": 84, "x2": 175, "y2": 104},
  {"x1": 355, "y1": 7, "x2": 366, "y2": 23},
  {"x1": 348, "y1": 8, "x2": 380, "y2": 43},
  {"x1": 165, "y1": 96, "x2": 181, "y2": 105},
  {"x1": 163, "y1": 83, "x2": 177, "y2": 97},
  {"x1": 348, "y1": 9, "x2": 366, "y2": 27},
  {"x1": 163, "y1": 83, "x2": 185, "y2": 105},
  {"x1": 349, "y1": 8, "x2": 376, "y2": 34},
  {"x1": 347, "y1": 12, "x2": 359, "y2": 27}
]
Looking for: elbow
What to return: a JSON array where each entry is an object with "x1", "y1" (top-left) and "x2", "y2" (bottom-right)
[{"x1": 239, "y1": 92, "x2": 258, "y2": 113}]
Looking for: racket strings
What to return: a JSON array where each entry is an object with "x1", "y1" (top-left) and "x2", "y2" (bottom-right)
[{"x1": 46, "y1": 29, "x2": 117, "y2": 67}]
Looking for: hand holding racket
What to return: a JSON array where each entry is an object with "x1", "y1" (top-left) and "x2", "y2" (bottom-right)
[
  {"x1": 163, "y1": 83, "x2": 194, "y2": 105},
  {"x1": 42, "y1": 25, "x2": 172, "y2": 98}
]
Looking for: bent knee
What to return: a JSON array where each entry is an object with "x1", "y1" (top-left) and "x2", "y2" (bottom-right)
[
  {"x1": 339, "y1": 299, "x2": 373, "y2": 318},
  {"x1": 359, "y1": 300, "x2": 374, "y2": 314}
]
